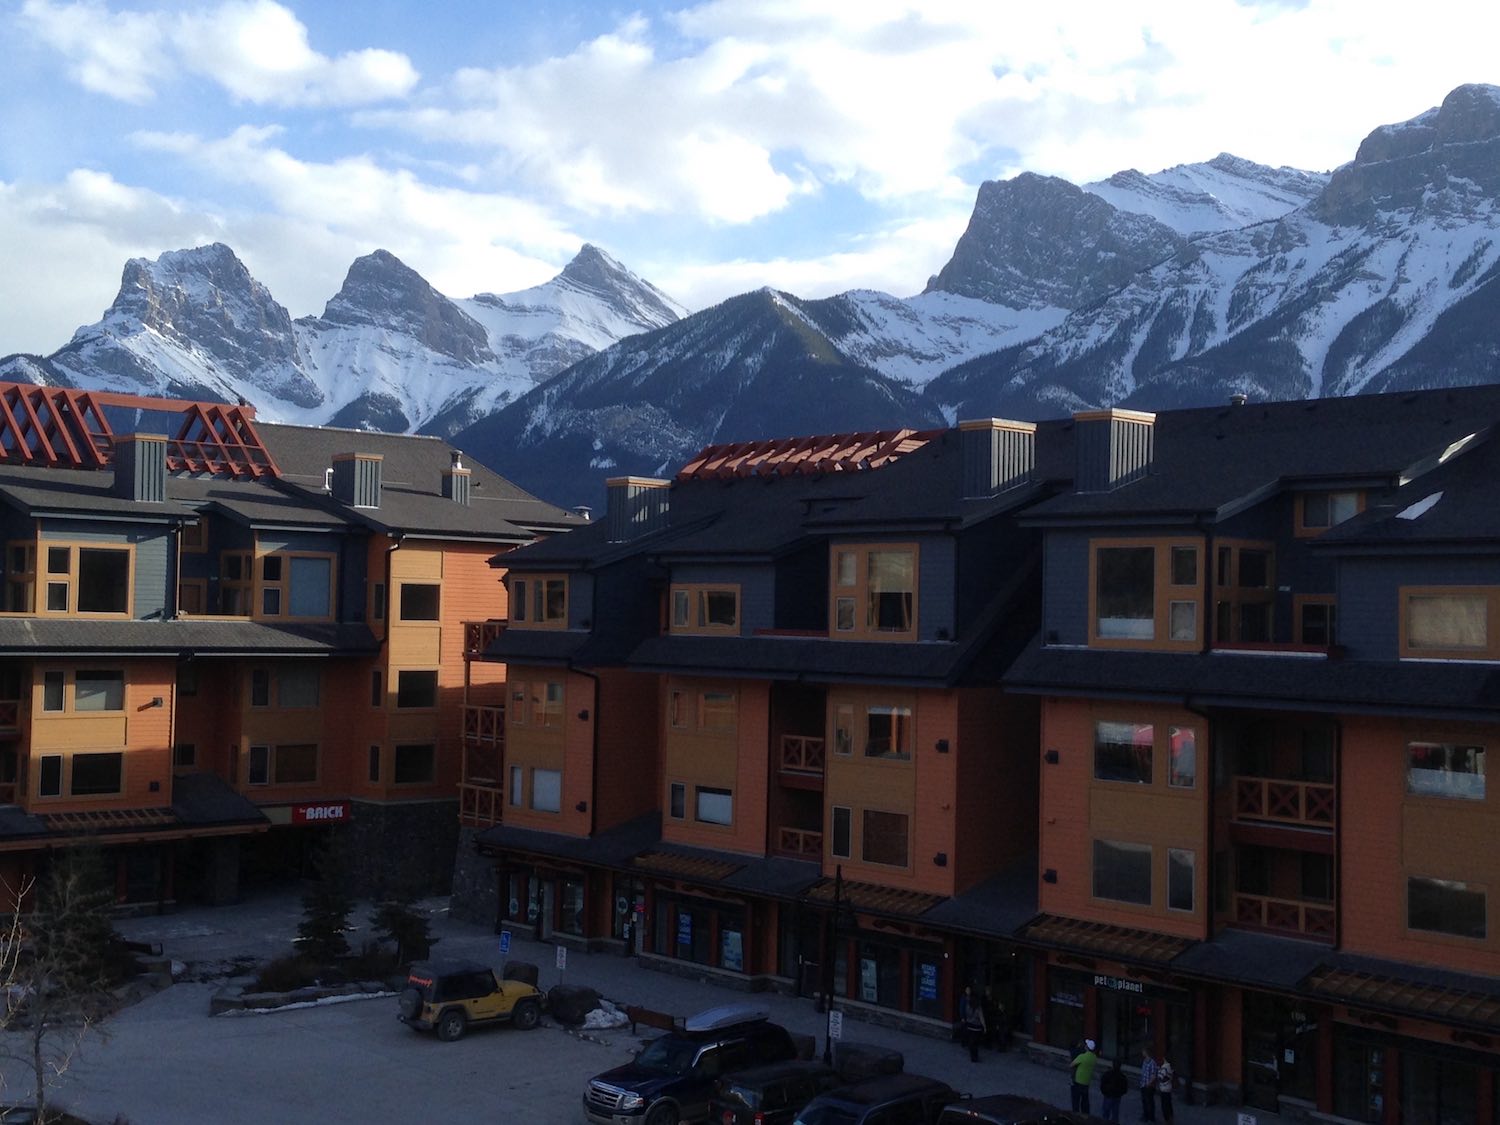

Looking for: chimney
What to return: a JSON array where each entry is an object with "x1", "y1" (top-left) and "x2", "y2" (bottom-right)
[
  {"x1": 441, "y1": 449, "x2": 471, "y2": 506},
  {"x1": 331, "y1": 452, "x2": 382, "y2": 509},
  {"x1": 959, "y1": 418, "x2": 1036, "y2": 498},
  {"x1": 114, "y1": 433, "x2": 167, "y2": 503},
  {"x1": 1230, "y1": 393, "x2": 1248, "y2": 406},
  {"x1": 572, "y1": 505, "x2": 592, "y2": 522},
  {"x1": 605, "y1": 477, "x2": 670, "y2": 542},
  {"x1": 1073, "y1": 408, "x2": 1155, "y2": 493}
]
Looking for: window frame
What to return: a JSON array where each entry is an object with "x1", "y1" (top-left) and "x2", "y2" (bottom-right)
[
  {"x1": 510, "y1": 574, "x2": 568, "y2": 629},
  {"x1": 828, "y1": 543, "x2": 919, "y2": 641},
  {"x1": 860, "y1": 808, "x2": 910, "y2": 868},
  {"x1": 392, "y1": 743, "x2": 436, "y2": 785},
  {"x1": 1296, "y1": 490, "x2": 1363, "y2": 536},
  {"x1": 1406, "y1": 741, "x2": 1486, "y2": 801},
  {"x1": 398, "y1": 583, "x2": 442, "y2": 622},
  {"x1": 1407, "y1": 875, "x2": 1487, "y2": 940},
  {"x1": 37, "y1": 543, "x2": 134, "y2": 618},
  {"x1": 531, "y1": 767, "x2": 563, "y2": 813},
  {"x1": 1294, "y1": 595, "x2": 1338, "y2": 647},
  {"x1": 831, "y1": 806, "x2": 852, "y2": 859},
  {"x1": 694, "y1": 786, "x2": 733, "y2": 826},
  {"x1": 394, "y1": 669, "x2": 440, "y2": 710},
  {"x1": 1167, "y1": 848, "x2": 1196, "y2": 913},
  {"x1": 1400, "y1": 586, "x2": 1499, "y2": 659},
  {"x1": 1213, "y1": 539, "x2": 1277, "y2": 646},
  {"x1": 667, "y1": 583, "x2": 741, "y2": 635},
  {"x1": 1088, "y1": 537, "x2": 1204, "y2": 651},
  {"x1": 70, "y1": 751, "x2": 124, "y2": 797},
  {"x1": 1092, "y1": 839, "x2": 1153, "y2": 906}
]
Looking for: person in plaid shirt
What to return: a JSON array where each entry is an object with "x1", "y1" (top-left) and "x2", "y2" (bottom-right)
[{"x1": 1138, "y1": 1046, "x2": 1158, "y2": 1122}]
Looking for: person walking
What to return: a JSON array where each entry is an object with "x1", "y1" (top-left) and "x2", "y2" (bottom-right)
[
  {"x1": 959, "y1": 986, "x2": 987, "y2": 1062},
  {"x1": 1069, "y1": 1038, "x2": 1098, "y2": 1114},
  {"x1": 1155, "y1": 1050, "x2": 1176, "y2": 1124},
  {"x1": 1100, "y1": 1058, "x2": 1128, "y2": 1123},
  {"x1": 1138, "y1": 1046, "x2": 1158, "y2": 1122}
]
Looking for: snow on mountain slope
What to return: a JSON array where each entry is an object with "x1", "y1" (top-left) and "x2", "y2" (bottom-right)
[{"x1": 1086, "y1": 153, "x2": 1328, "y2": 237}]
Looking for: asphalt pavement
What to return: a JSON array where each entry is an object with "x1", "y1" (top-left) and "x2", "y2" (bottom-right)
[{"x1": 0, "y1": 890, "x2": 1273, "y2": 1124}]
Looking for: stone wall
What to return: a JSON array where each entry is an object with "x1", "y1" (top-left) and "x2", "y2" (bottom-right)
[
  {"x1": 347, "y1": 799, "x2": 459, "y2": 898},
  {"x1": 448, "y1": 826, "x2": 499, "y2": 927}
]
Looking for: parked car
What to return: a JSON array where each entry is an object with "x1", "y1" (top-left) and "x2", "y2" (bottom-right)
[
  {"x1": 936, "y1": 1095, "x2": 1081, "y2": 1125},
  {"x1": 793, "y1": 1073, "x2": 958, "y2": 1125},
  {"x1": 584, "y1": 1003, "x2": 799, "y2": 1125},
  {"x1": 710, "y1": 1059, "x2": 841, "y2": 1125},
  {"x1": 395, "y1": 959, "x2": 543, "y2": 1042}
]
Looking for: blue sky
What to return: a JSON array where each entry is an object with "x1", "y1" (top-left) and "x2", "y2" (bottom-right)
[{"x1": 1, "y1": 0, "x2": 1496, "y2": 354}]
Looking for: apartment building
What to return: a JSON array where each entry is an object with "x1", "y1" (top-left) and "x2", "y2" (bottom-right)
[
  {"x1": 462, "y1": 383, "x2": 1500, "y2": 1123},
  {"x1": 0, "y1": 382, "x2": 577, "y2": 907}
]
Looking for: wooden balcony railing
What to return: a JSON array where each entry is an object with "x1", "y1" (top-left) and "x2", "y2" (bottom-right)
[
  {"x1": 1233, "y1": 775, "x2": 1336, "y2": 827},
  {"x1": 777, "y1": 826, "x2": 823, "y2": 858},
  {"x1": 463, "y1": 704, "x2": 505, "y2": 746},
  {"x1": 780, "y1": 735, "x2": 826, "y2": 773},
  {"x1": 0, "y1": 701, "x2": 17, "y2": 731},
  {"x1": 463, "y1": 619, "x2": 507, "y2": 658},
  {"x1": 458, "y1": 782, "x2": 504, "y2": 829},
  {"x1": 1234, "y1": 892, "x2": 1335, "y2": 940}
]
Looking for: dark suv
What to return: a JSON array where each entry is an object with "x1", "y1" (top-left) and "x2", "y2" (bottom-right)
[
  {"x1": 794, "y1": 1074, "x2": 958, "y2": 1125},
  {"x1": 584, "y1": 1004, "x2": 798, "y2": 1125},
  {"x1": 937, "y1": 1097, "x2": 1081, "y2": 1125},
  {"x1": 710, "y1": 1059, "x2": 840, "y2": 1125}
]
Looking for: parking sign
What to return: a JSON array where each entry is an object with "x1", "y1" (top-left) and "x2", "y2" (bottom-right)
[
  {"x1": 499, "y1": 930, "x2": 512, "y2": 956},
  {"x1": 555, "y1": 945, "x2": 567, "y2": 971}
]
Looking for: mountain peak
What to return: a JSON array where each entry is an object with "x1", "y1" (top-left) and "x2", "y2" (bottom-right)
[
  {"x1": 549, "y1": 244, "x2": 686, "y2": 327},
  {"x1": 318, "y1": 250, "x2": 492, "y2": 364}
]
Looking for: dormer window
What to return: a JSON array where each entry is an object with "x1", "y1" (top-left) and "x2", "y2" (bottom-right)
[
  {"x1": 1089, "y1": 538, "x2": 1202, "y2": 650},
  {"x1": 831, "y1": 544, "x2": 917, "y2": 640},
  {"x1": 1297, "y1": 490, "x2": 1362, "y2": 536},
  {"x1": 669, "y1": 585, "x2": 739, "y2": 634},
  {"x1": 511, "y1": 574, "x2": 568, "y2": 629}
]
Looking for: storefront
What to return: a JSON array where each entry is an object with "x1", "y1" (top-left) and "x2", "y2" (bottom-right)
[
  {"x1": 1332, "y1": 1023, "x2": 1498, "y2": 1124},
  {"x1": 652, "y1": 890, "x2": 749, "y2": 971},
  {"x1": 1037, "y1": 956, "x2": 1194, "y2": 1079},
  {"x1": 1242, "y1": 992, "x2": 1322, "y2": 1112},
  {"x1": 499, "y1": 863, "x2": 589, "y2": 940}
]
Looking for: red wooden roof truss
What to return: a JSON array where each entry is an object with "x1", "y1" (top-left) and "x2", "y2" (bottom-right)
[
  {"x1": 677, "y1": 427, "x2": 941, "y2": 481},
  {"x1": 0, "y1": 382, "x2": 279, "y2": 480},
  {"x1": 0, "y1": 386, "x2": 114, "y2": 469}
]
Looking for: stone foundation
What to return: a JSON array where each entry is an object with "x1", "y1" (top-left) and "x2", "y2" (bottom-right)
[
  {"x1": 347, "y1": 799, "x2": 459, "y2": 898},
  {"x1": 447, "y1": 826, "x2": 498, "y2": 927}
]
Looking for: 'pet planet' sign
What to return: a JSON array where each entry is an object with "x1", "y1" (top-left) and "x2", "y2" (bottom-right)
[
  {"x1": 1093, "y1": 974, "x2": 1144, "y2": 994},
  {"x1": 291, "y1": 801, "x2": 351, "y2": 825}
]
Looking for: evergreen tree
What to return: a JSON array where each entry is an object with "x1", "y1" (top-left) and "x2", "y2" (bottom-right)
[{"x1": 296, "y1": 833, "x2": 354, "y2": 966}]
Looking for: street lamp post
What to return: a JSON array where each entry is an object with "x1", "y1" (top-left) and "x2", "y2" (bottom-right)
[{"x1": 823, "y1": 865, "x2": 844, "y2": 1065}]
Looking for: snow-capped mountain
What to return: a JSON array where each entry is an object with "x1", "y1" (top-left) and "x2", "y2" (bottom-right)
[
  {"x1": 928, "y1": 84, "x2": 1500, "y2": 420},
  {"x1": 1084, "y1": 153, "x2": 1329, "y2": 237},
  {"x1": 0, "y1": 243, "x2": 685, "y2": 435}
]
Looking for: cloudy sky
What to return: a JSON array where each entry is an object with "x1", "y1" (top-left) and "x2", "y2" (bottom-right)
[{"x1": 1, "y1": 0, "x2": 1495, "y2": 355}]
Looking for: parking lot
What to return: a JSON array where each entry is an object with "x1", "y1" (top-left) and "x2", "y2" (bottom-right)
[{"x1": 0, "y1": 893, "x2": 1257, "y2": 1124}]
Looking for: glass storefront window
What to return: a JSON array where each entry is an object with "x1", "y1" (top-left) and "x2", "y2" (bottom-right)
[
  {"x1": 856, "y1": 940, "x2": 902, "y2": 1008},
  {"x1": 1047, "y1": 968, "x2": 1088, "y2": 1049},
  {"x1": 560, "y1": 879, "x2": 585, "y2": 936},
  {"x1": 911, "y1": 955, "x2": 943, "y2": 1019}
]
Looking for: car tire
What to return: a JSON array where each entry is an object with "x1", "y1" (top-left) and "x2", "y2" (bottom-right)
[
  {"x1": 436, "y1": 1008, "x2": 467, "y2": 1042},
  {"x1": 644, "y1": 1101, "x2": 680, "y2": 1125},
  {"x1": 512, "y1": 999, "x2": 541, "y2": 1030},
  {"x1": 397, "y1": 988, "x2": 422, "y2": 1021}
]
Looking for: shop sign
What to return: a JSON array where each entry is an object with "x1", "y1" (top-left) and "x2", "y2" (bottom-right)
[
  {"x1": 1094, "y1": 974, "x2": 1145, "y2": 994},
  {"x1": 859, "y1": 958, "x2": 878, "y2": 1003},
  {"x1": 290, "y1": 801, "x2": 351, "y2": 825},
  {"x1": 722, "y1": 930, "x2": 744, "y2": 972},
  {"x1": 677, "y1": 911, "x2": 692, "y2": 946},
  {"x1": 918, "y1": 962, "x2": 939, "y2": 1002}
]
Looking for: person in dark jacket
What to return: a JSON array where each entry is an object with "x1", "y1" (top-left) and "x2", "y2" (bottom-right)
[
  {"x1": 1100, "y1": 1059, "x2": 1128, "y2": 1123},
  {"x1": 958, "y1": 986, "x2": 987, "y2": 1062}
]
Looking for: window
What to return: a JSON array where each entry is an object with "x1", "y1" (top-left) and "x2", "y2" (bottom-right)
[
  {"x1": 370, "y1": 670, "x2": 382, "y2": 707},
  {"x1": 699, "y1": 691, "x2": 736, "y2": 732},
  {"x1": 1168, "y1": 849, "x2": 1195, "y2": 912},
  {"x1": 669, "y1": 782, "x2": 685, "y2": 819},
  {"x1": 834, "y1": 704, "x2": 854, "y2": 756},
  {"x1": 1297, "y1": 599, "x2": 1337, "y2": 647},
  {"x1": 181, "y1": 519, "x2": 207, "y2": 551},
  {"x1": 861, "y1": 810, "x2": 909, "y2": 867},
  {"x1": 1168, "y1": 727, "x2": 1196, "y2": 788},
  {"x1": 177, "y1": 580, "x2": 206, "y2": 615},
  {"x1": 695, "y1": 786, "x2": 733, "y2": 826},
  {"x1": 830, "y1": 545, "x2": 917, "y2": 639},
  {"x1": 393, "y1": 744, "x2": 435, "y2": 784},
  {"x1": 1094, "y1": 721, "x2": 1152, "y2": 784},
  {"x1": 5, "y1": 543, "x2": 34, "y2": 612},
  {"x1": 831, "y1": 806, "x2": 851, "y2": 858},
  {"x1": 1407, "y1": 742, "x2": 1485, "y2": 800},
  {"x1": 1408, "y1": 876, "x2": 1486, "y2": 939},
  {"x1": 368, "y1": 745, "x2": 381, "y2": 783},
  {"x1": 512, "y1": 575, "x2": 567, "y2": 627},
  {"x1": 1170, "y1": 546, "x2": 1198, "y2": 586},
  {"x1": 174, "y1": 743, "x2": 197, "y2": 769},
  {"x1": 220, "y1": 552, "x2": 252, "y2": 616},
  {"x1": 1404, "y1": 590, "x2": 1490, "y2": 654},
  {"x1": 273, "y1": 744, "x2": 318, "y2": 784},
  {"x1": 372, "y1": 582, "x2": 386, "y2": 622},
  {"x1": 248, "y1": 745, "x2": 270, "y2": 785},
  {"x1": 71, "y1": 752, "x2": 123, "y2": 796},
  {"x1": 260, "y1": 555, "x2": 283, "y2": 615},
  {"x1": 509, "y1": 765, "x2": 523, "y2": 807},
  {"x1": 668, "y1": 585, "x2": 739, "y2": 633},
  {"x1": 1215, "y1": 541, "x2": 1276, "y2": 644},
  {"x1": 1300, "y1": 490, "x2": 1360, "y2": 533},
  {"x1": 42, "y1": 671, "x2": 64, "y2": 712},
  {"x1": 668, "y1": 689, "x2": 688, "y2": 729},
  {"x1": 250, "y1": 669, "x2": 271, "y2": 708},
  {"x1": 399, "y1": 584, "x2": 440, "y2": 621},
  {"x1": 39, "y1": 546, "x2": 130, "y2": 615},
  {"x1": 1169, "y1": 601, "x2": 1197, "y2": 642},
  {"x1": 1093, "y1": 840, "x2": 1151, "y2": 905},
  {"x1": 865, "y1": 706, "x2": 913, "y2": 761},
  {"x1": 395, "y1": 670, "x2": 438, "y2": 709},
  {"x1": 536, "y1": 682, "x2": 563, "y2": 728},
  {"x1": 1096, "y1": 546, "x2": 1154, "y2": 639},
  {"x1": 531, "y1": 768, "x2": 562, "y2": 813},
  {"x1": 74, "y1": 671, "x2": 124, "y2": 712},
  {"x1": 39, "y1": 755, "x2": 61, "y2": 797},
  {"x1": 277, "y1": 667, "x2": 320, "y2": 709}
]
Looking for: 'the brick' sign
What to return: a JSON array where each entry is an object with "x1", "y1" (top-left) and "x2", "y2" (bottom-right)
[{"x1": 290, "y1": 801, "x2": 352, "y2": 825}]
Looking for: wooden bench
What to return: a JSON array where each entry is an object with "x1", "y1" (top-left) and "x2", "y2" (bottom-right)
[{"x1": 624, "y1": 1005, "x2": 684, "y2": 1035}]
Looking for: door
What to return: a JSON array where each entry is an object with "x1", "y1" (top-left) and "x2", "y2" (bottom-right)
[{"x1": 1243, "y1": 1026, "x2": 1281, "y2": 1112}]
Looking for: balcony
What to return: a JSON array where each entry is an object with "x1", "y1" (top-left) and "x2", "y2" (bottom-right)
[
  {"x1": 1234, "y1": 893, "x2": 1335, "y2": 940},
  {"x1": 0, "y1": 700, "x2": 17, "y2": 732},
  {"x1": 458, "y1": 782, "x2": 504, "y2": 829},
  {"x1": 463, "y1": 619, "x2": 507, "y2": 658},
  {"x1": 777, "y1": 826, "x2": 823, "y2": 859},
  {"x1": 780, "y1": 735, "x2": 825, "y2": 775},
  {"x1": 1233, "y1": 776, "x2": 1335, "y2": 828},
  {"x1": 462, "y1": 704, "x2": 505, "y2": 747}
]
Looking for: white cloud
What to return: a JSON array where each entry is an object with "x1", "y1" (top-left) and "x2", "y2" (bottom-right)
[{"x1": 19, "y1": 0, "x2": 418, "y2": 106}]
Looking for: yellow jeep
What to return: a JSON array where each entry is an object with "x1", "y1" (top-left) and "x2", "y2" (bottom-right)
[{"x1": 397, "y1": 959, "x2": 543, "y2": 1042}]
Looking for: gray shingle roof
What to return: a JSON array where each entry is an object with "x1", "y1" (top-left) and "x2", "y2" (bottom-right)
[{"x1": 0, "y1": 617, "x2": 377, "y2": 655}]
